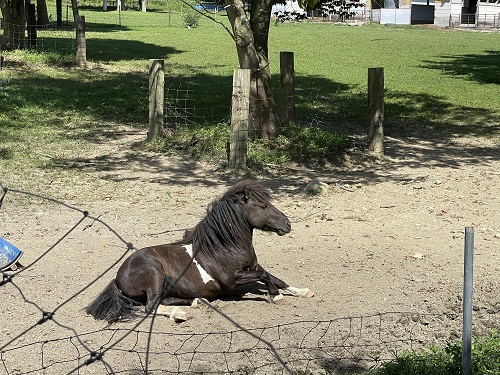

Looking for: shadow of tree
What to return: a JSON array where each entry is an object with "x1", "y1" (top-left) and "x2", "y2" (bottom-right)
[
  {"x1": 86, "y1": 38, "x2": 183, "y2": 62},
  {"x1": 422, "y1": 50, "x2": 500, "y2": 85},
  {"x1": 81, "y1": 22, "x2": 133, "y2": 32},
  {"x1": 1, "y1": 70, "x2": 148, "y2": 126}
]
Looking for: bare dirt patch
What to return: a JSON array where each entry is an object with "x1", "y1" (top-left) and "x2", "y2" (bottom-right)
[{"x1": 1, "y1": 126, "x2": 499, "y2": 374}]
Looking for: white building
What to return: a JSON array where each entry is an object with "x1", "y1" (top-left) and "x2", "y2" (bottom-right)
[
  {"x1": 368, "y1": 0, "x2": 499, "y2": 26},
  {"x1": 435, "y1": 0, "x2": 500, "y2": 27}
]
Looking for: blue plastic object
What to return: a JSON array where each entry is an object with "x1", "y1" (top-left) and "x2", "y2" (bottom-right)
[{"x1": 0, "y1": 238, "x2": 24, "y2": 271}]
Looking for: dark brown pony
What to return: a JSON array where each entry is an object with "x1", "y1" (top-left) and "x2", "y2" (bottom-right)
[{"x1": 86, "y1": 180, "x2": 314, "y2": 323}]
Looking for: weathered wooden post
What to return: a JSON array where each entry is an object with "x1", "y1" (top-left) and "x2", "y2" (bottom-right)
[
  {"x1": 148, "y1": 59, "x2": 165, "y2": 141},
  {"x1": 27, "y1": 4, "x2": 37, "y2": 49},
  {"x1": 367, "y1": 67, "x2": 384, "y2": 155},
  {"x1": 280, "y1": 51, "x2": 296, "y2": 127},
  {"x1": 229, "y1": 69, "x2": 251, "y2": 170},
  {"x1": 76, "y1": 16, "x2": 87, "y2": 68}
]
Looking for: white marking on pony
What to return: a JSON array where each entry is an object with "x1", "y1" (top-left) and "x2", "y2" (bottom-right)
[{"x1": 183, "y1": 244, "x2": 214, "y2": 284}]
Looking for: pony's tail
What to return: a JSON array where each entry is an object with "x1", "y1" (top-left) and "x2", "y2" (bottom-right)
[{"x1": 85, "y1": 279, "x2": 141, "y2": 324}]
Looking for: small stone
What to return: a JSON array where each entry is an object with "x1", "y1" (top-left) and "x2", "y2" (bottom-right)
[{"x1": 305, "y1": 181, "x2": 329, "y2": 195}]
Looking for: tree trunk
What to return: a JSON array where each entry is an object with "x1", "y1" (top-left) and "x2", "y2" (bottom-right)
[
  {"x1": 70, "y1": 0, "x2": 79, "y2": 21},
  {"x1": 0, "y1": 0, "x2": 27, "y2": 50},
  {"x1": 36, "y1": 0, "x2": 49, "y2": 28},
  {"x1": 225, "y1": 0, "x2": 280, "y2": 140}
]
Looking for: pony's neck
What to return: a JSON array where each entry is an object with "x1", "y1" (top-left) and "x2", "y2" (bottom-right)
[{"x1": 182, "y1": 201, "x2": 254, "y2": 258}]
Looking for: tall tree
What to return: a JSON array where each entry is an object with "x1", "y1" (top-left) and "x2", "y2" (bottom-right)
[
  {"x1": 223, "y1": 0, "x2": 320, "y2": 139},
  {"x1": 0, "y1": 0, "x2": 26, "y2": 50}
]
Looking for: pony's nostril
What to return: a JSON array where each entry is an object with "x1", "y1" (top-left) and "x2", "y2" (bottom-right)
[{"x1": 286, "y1": 221, "x2": 292, "y2": 231}]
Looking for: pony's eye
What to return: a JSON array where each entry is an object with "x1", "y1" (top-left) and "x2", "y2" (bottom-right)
[{"x1": 261, "y1": 204, "x2": 268, "y2": 209}]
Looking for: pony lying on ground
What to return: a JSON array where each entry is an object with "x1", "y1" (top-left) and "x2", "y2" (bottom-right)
[{"x1": 86, "y1": 180, "x2": 314, "y2": 323}]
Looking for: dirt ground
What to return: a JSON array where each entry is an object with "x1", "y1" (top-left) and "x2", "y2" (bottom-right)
[{"x1": 1, "y1": 125, "x2": 499, "y2": 374}]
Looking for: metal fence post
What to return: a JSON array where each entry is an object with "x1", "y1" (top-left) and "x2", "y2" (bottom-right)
[{"x1": 462, "y1": 227, "x2": 474, "y2": 375}]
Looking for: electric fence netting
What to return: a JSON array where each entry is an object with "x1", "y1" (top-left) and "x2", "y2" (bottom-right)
[{"x1": 0, "y1": 184, "x2": 455, "y2": 374}]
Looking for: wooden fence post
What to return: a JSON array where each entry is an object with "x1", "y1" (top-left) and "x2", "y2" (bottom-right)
[
  {"x1": 367, "y1": 67, "x2": 384, "y2": 155},
  {"x1": 56, "y1": 0, "x2": 62, "y2": 28},
  {"x1": 280, "y1": 51, "x2": 296, "y2": 127},
  {"x1": 76, "y1": 16, "x2": 87, "y2": 68},
  {"x1": 148, "y1": 59, "x2": 165, "y2": 141},
  {"x1": 27, "y1": 4, "x2": 37, "y2": 49},
  {"x1": 229, "y1": 69, "x2": 251, "y2": 170}
]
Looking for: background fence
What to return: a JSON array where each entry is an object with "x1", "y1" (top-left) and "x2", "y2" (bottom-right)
[
  {"x1": 0, "y1": 22, "x2": 75, "y2": 54},
  {"x1": 449, "y1": 13, "x2": 500, "y2": 28},
  {"x1": 0, "y1": 184, "x2": 464, "y2": 374}
]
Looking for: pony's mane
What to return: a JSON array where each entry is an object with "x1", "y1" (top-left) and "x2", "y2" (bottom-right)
[{"x1": 179, "y1": 180, "x2": 272, "y2": 258}]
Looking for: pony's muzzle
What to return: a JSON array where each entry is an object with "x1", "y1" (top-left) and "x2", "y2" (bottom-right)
[{"x1": 276, "y1": 220, "x2": 291, "y2": 236}]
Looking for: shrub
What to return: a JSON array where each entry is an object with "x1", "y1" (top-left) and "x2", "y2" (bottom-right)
[{"x1": 183, "y1": 11, "x2": 201, "y2": 28}]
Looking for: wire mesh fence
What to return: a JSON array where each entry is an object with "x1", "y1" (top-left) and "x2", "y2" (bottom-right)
[
  {"x1": 164, "y1": 81, "x2": 231, "y2": 129},
  {"x1": 0, "y1": 184, "x2": 461, "y2": 374},
  {"x1": 0, "y1": 22, "x2": 75, "y2": 54}
]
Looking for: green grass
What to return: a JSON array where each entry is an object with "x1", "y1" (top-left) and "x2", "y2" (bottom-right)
[
  {"x1": 147, "y1": 122, "x2": 352, "y2": 167},
  {"x1": 366, "y1": 330, "x2": 500, "y2": 375},
  {"x1": 1, "y1": 8, "x2": 499, "y2": 183}
]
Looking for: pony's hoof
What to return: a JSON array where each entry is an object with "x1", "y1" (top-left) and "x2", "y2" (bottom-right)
[
  {"x1": 284, "y1": 286, "x2": 315, "y2": 298},
  {"x1": 268, "y1": 293, "x2": 285, "y2": 304},
  {"x1": 173, "y1": 312, "x2": 188, "y2": 323},
  {"x1": 156, "y1": 305, "x2": 188, "y2": 322},
  {"x1": 304, "y1": 289, "x2": 315, "y2": 298},
  {"x1": 170, "y1": 306, "x2": 188, "y2": 322},
  {"x1": 191, "y1": 298, "x2": 209, "y2": 309}
]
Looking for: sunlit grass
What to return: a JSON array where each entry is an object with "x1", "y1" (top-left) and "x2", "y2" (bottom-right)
[{"x1": 365, "y1": 330, "x2": 500, "y2": 375}]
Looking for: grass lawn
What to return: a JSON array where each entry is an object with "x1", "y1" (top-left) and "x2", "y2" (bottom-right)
[{"x1": 1, "y1": 8, "x2": 499, "y2": 184}]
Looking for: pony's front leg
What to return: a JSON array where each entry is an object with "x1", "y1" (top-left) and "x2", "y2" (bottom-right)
[
  {"x1": 254, "y1": 264, "x2": 315, "y2": 302},
  {"x1": 234, "y1": 269, "x2": 282, "y2": 302},
  {"x1": 267, "y1": 285, "x2": 315, "y2": 303}
]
